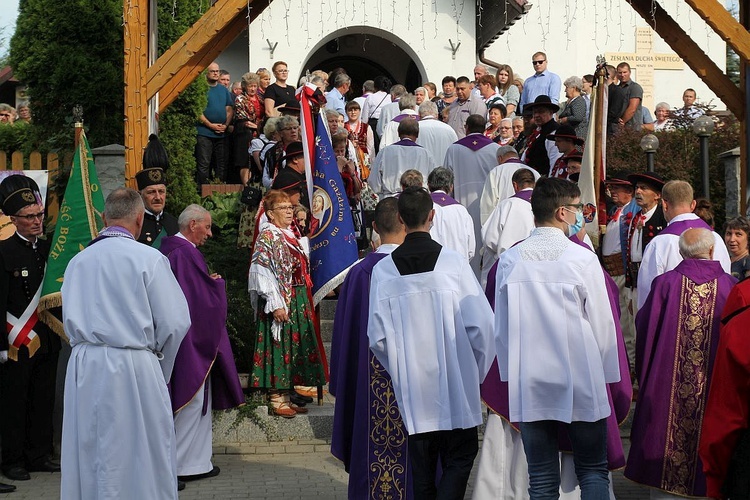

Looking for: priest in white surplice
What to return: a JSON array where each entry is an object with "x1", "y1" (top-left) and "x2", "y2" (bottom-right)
[
  {"x1": 61, "y1": 188, "x2": 191, "y2": 500},
  {"x1": 479, "y1": 147, "x2": 540, "y2": 225},
  {"x1": 379, "y1": 93, "x2": 419, "y2": 149},
  {"x1": 368, "y1": 187, "x2": 495, "y2": 499},
  {"x1": 368, "y1": 118, "x2": 436, "y2": 198},
  {"x1": 415, "y1": 100, "x2": 458, "y2": 164},
  {"x1": 494, "y1": 177, "x2": 619, "y2": 498},
  {"x1": 479, "y1": 168, "x2": 536, "y2": 288},
  {"x1": 427, "y1": 167, "x2": 476, "y2": 261},
  {"x1": 443, "y1": 114, "x2": 501, "y2": 276}
]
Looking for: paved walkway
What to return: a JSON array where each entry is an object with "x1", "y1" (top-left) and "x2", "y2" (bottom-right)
[{"x1": 4, "y1": 439, "x2": 649, "y2": 499}]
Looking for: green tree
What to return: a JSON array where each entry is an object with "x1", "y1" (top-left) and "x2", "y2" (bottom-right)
[
  {"x1": 158, "y1": 0, "x2": 205, "y2": 213},
  {"x1": 9, "y1": 0, "x2": 123, "y2": 148}
]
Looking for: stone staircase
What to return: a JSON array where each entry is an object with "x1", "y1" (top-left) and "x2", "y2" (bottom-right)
[{"x1": 213, "y1": 297, "x2": 339, "y2": 445}]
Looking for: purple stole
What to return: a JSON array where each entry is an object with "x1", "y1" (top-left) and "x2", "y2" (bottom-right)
[
  {"x1": 393, "y1": 139, "x2": 421, "y2": 147},
  {"x1": 392, "y1": 113, "x2": 420, "y2": 123},
  {"x1": 330, "y1": 252, "x2": 412, "y2": 499},
  {"x1": 430, "y1": 191, "x2": 460, "y2": 207},
  {"x1": 481, "y1": 235, "x2": 632, "y2": 469},
  {"x1": 658, "y1": 216, "x2": 711, "y2": 237},
  {"x1": 455, "y1": 133, "x2": 494, "y2": 151},
  {"x1": 511, "y1": 189, "x2": 533, "y2": 203}
]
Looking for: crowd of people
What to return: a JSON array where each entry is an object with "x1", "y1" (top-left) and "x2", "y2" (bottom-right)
[{"x1": 0, "y1": 53, "x2": 746, "y2": 500}]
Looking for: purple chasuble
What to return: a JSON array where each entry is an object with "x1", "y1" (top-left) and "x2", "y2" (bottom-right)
[
  {"x1": 430, "y1": 191, "x2": 461, "y2": 207},
  {"x1": 511, "y1": 189, "x2": 533, "y2": 203},
  {"x1": 159, "y1": 236, "x2": 244, "y2": 413},
  {"x1": 481, "y1": 235, "x2": 632, "y2": 469},
  {"x1": 658, "y1": 216, "x2": 712, "y2": 237},
  {"x1": 330, "y1": 252, "x2": 413, "y2": 499},
  {"x1": 625, "y1": 259, "x2": 736, "y2": 496},
  {"x1": 455, "y1": 133, "x2": 494, "y2": 152}
]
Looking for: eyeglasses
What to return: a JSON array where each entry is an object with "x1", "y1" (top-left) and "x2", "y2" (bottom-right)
[
  {"x1": 562, "y1": 203, "x2": 584, "y2": 213},
  {"x1": 272, "y1": 205, "x2": 294, "y2": 212},
  {"x1": 499, "y1": 126, "x2": 512, "y2": 130},
  {"x1": 0, "y1": 113, "x2": 10, "y2": 117},
  {"x1": 532, "y1": 60, "x2": 546, "y2": 65},
  {"x1": 208, "y1": 69, "x2": 220, "y2": 73},
  {"x1": 14, "y1": 212, "x2": 45, "y2": 221},
  {"x1": 276, "y1": 69, "x2": 289, "y2": 73}
]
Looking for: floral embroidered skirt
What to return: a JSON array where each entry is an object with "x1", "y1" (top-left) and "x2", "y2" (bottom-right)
[{"x1": 250, "y1": 285, "x2": 326, "y2": 389}]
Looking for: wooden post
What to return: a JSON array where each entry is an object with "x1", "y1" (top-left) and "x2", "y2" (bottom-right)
[{"x1": 123, "y1": 0, "x2": 150, "y2": 189}]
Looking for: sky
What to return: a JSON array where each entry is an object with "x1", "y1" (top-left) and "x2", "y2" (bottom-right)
[{"x1": 0, "y1": 0, "x2": 21, "y2": 58}]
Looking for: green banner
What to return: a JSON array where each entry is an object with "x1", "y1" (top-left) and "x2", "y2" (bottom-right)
[{"x1": 39, "y1": 130, "x2": 105, "y2": 339}]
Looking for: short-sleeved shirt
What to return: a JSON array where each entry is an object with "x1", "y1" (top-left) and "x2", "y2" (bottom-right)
[
  {"x1": 619, "y1": 80, "x2": 643, "y2": 131},
  {"x1": 197, "y1": 84, "x2": 234, "y2": 138},
  {"x1": 264, "y1": 83, "x2": 297, "y2": 110}
]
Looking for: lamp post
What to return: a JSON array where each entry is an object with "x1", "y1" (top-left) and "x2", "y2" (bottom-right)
[
  {"x1": 639, "y1": 134, "x2": 659, "y2": 173},
  {"x1": 692, "y1": 115, "x2": 715, "y2": 201}
]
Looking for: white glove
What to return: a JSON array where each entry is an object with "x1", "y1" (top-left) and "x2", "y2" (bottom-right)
[{"x1": 0, "y1": 351, "x2": 8, "y2": 364}]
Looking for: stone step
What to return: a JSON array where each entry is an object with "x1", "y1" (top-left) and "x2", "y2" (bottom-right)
[
  {"x1": 318, "y1": 298, "x2": 337, "y2": 320},
  {"x1": 320, "y1": 319, "x2": 333, "y2": 342}
]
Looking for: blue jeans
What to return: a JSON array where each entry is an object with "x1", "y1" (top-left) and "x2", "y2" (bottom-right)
[
  {"x1": 195, "y1": 135, "x2": 226, "y2": 184},
  {"x1": 519, "y1": 419, "x2": 609, "y2": 500}
]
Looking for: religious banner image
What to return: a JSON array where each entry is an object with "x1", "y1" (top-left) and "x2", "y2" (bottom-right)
[
  {"x1": 0, "y1": 170, "x2": 49, "y2": 240},
  {"x1": 297, "y1": 82, "x2": 359, "y2": 304}
]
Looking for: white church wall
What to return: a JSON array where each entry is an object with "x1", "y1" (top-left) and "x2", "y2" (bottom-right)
[
  {"x1": 484, "y1": 0, "x2": 728, "y2": 114},
  {"x1": 246, "y1": 0, "x2": 480, "y2": 84}
]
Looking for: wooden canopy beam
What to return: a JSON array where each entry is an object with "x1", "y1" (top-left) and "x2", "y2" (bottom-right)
[
  {"x1": 123, "y1": 0, "x2": 150, "y2": 187},
  {"x1": 629, "y1": 0, "x2": 744, "y2": 119},
  {"x1": 684, "y1": 0, "x2": 750, "y2": 62}
]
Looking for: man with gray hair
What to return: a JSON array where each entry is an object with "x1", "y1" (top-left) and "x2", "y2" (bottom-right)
[
  {"x1": 353, "y1": 79, "x2": 375, "y2": 110},
  {"x1": 415, "y1": 100, "x2": 458, "y2": 163},
  {"x1": 61, "y1": 188, "x2": 191, "y2": 499},
  {"x1": 625, "y1": 226, "x2": 736, "y2": 498},
  {"x1": 326, "y1": 73, "x2": 351, "y2": 116},
  {"x1": 369, "y1": 118, "x2": 436, "y2": 198},
  {"x1": 637, "y1": 179, "x2": 730, "y2": 309},
  {"x1": 480, "y1": 146, "x2": 540, "y2": 225},
  {"x1": 428, "y1": 167, "x2": 476, "y2": 261},
  {"x1": 380, "y1": 93, "x2": 419, "y2": 148},
  {"x1": 377, "y1": 84, "x2": 409, "y2": 136},
  {"x1": 159, "y1": 204, "x2": 244, "y2": 482}
]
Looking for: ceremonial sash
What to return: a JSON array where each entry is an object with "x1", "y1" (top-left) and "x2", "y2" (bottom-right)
[{"x1": 6, "y1": 283, "x2": 42, "y2": 361}]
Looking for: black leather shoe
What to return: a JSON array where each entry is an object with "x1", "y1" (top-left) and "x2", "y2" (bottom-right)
[
  {"x1": 289, "y1": 393, "x2": 308, "y2": 407},
  {"x1": 0, "y1": 482, "x2": 16, "y2": 493},
  {"x1": 293, "y1": 391, "x2": 314, "y2": 404},
  {"x1": 27, "y1": 460, "x2": 61, "y2": 473},
  {"x1": 178, "y1": 466, "x2": 220, "y2": 482},
  {"x1": 2, "y1": 466, "x2": 30, "y2": 481},
  {"x1": 177, "y1": 480, "x2": 186, "y2": 491}
]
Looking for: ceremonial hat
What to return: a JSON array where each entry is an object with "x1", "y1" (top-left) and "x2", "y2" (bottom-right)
[
  {"x1": 272, "y1": 168, "x2": 305, "y2": 193},
  {"x1": 605, "y1": 170, "x2": 634, "y2": 187},
  {"x1": 547, "y1": 125, "x2": 584, "y2": 146},
  {"x1": 136, "y1": 134, "x2": 168, "y2": 191},
  {"x1": 523, "y1": 95, "x2": 560, "y2": 113},
  {"x1": 562, "y1": 151, "x2": 583, "y2": 164},
  {"x1": 278, "y1": 142, "x2": 304, "y2": 164},
  {"x1": 628, "y1": 172, "x2": 666, "y2": 192},
  {"x1": 0, "y1": 174, "x2": 42, "y2": 216}
]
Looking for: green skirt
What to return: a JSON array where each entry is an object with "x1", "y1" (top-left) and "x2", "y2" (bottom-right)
[{"x1": 250, "y1": 285, "x2": 326, "y2": 389}]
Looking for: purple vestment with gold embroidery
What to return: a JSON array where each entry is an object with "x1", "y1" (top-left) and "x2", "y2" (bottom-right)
[
  {"x1": 625, "y1": 259, "x2": 736, "y2": 496},
  {"x1": 330, "y1": 252, "x2": 412, "y2": 499}
]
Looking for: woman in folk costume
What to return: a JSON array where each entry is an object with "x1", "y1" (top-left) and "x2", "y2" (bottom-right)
[{"x1": 248, "y1": 190, "x2": 327, "y2": 418}]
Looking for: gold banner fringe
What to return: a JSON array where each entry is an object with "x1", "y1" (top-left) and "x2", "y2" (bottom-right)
[
  {"x1": 37, "y1": 293, "x2": 69, "y2": 343},
  {"x1": 8, "y1": 345, "x2": 18, "y2": 362}
]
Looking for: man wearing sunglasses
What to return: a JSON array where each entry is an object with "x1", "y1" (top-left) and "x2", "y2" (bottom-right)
[
  {"x1": 519, "y1": 52, "x2": 562, "y2": 114},
  {"x1": 0, "y1": 175, "x2": 61, "y2": 485}
]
